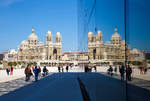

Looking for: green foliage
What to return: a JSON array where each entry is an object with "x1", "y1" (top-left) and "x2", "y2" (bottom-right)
[
  {"x1": 27, "y1": 62, "x2": 37, "y2": 66},
  {"x1": 8, "y1": 62, "x2": 17, "y2": 66},
  {"x1": 8, "y1": 62, "x2": 13, "y2": 66},
  {"x1": 131, "y1": 61, "x2": 143, "y2": 66},
  {"x1": 17, "y1": 62, "x2": 21, "y2": 65}
]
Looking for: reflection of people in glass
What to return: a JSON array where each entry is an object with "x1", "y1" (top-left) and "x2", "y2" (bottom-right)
[
  {"x1": 119, "y1": 65, "x2": 125, "y2": 81},
  {"x1": 126, "y1": 65, "x2": 132, "y2": 81}
]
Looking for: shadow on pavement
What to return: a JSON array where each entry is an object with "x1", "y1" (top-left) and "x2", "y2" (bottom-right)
[{"x1": 0, "y1": 72, "x2": 150, "y2": 101}]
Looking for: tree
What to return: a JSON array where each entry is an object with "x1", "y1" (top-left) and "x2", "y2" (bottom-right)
[{"x1": 8, "y1": 62, "x2": 13, "y2": 66}]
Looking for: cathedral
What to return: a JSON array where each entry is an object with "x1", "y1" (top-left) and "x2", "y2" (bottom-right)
[
  {"x1": 88, "y1": 28, "x2": 145, "y2": 62},
  {"x1": 3, "y1": 28, "x2": 145, "y2": 64},
  {"x1": 17, "y1": 29, "x2": 62, "y2": 62}
]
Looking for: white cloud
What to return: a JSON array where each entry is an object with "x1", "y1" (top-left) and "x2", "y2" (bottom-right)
[{"x1": 0, "y1": 0, "x2": 25, "y2": 6}]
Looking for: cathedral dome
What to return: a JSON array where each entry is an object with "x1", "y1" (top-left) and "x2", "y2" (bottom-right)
[
  {"x1": 111, "y1": 28, "x2": 121, "y2": 40},
  {"x1": 28, "y1": 29, "x2": 38, "y2": 41},
  {"x1": 21, "y1": 40, "x2": 28, "y2": 45}
]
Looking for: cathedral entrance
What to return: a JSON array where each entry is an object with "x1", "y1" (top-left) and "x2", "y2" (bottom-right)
[
  {"x1": 53, "y1": 49, "x2": 57, "y2": 60},
  {"x1": 93, "y1": 49, "x2": 96, "y2": 59}
]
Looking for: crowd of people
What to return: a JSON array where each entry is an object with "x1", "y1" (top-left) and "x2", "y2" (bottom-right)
[
  {"x1": 4, "y1": 63, "x2": 149, "y2": 82},
  {"x1": 57, "y1": 65, "x2": 70, "y2": 72},
  {"x1": 139, "y1": 66, "x2": 148, "y2": 74},
  {"x1": 84, "y1": 65, "x2": 97, "y2": 72},
  {"x1": 24, "y1": 65, "x2": 48, "y2": 82},
  {"x1": 107, "y1": 65, "x2": 133, "y2": 81}
]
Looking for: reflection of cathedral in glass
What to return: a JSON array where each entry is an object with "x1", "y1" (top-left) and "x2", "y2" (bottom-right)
[
  {"x1": 17, "y1": 29, "x2": 62, "y2": 61},
  {"x1": 88, "y1": 28, "x2": 145, "y2": 62}
]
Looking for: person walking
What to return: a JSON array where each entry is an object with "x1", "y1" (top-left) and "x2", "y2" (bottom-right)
[
  {"x1": 126, "y1": 65, "x2": 132, "y2": 81},
  {"x1": 62, "y1": 66, "x2": 64, "y2": 72},
  {"x1": 31, "y1": 65, "x2": 34, "y2": 71},
  {"x1": 84, "y1": 64, "x2": 88, "y2": 72},
  {"x1": 144, "y1": 68, "x2": 148, "y2": 74},
  {"x1": 10, "y1": 65, "x2": 13, "y2": 75},
  {"x1": 6, "y1": 67, "x2": 10, "y2": 75},
  {"x1": 114, "y1": 67, "x2": 117, "y2": 74},
  {"x1": 43, "y1": 66, "x2": 48, "y2": 76},
  {"x1": 66, "y1": 65, "x2": 69, "y2": 72},
  {"x1": 58, "y1": 66, "x2": 61, "y2": 72},
  {"x1": 120, "y1": 65, "x2": 125, "y2": 81},
  {"x1": 108, "y1": 65, "x2": 113, "y2": 76},
  {"x1": 38, "y1": 66, "x2": 41, "y2": 79},
  {"x1": 33, "y1": 66, "x2": 39, "y2": 82},
  {"x1": 25, "y1": 65, "x2": 32, "y2": 81}
]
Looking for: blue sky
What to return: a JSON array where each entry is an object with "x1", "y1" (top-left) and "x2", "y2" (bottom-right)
[
  {"x1": 0, "y1": 0, "x2": 78, "y2": 53},
  {"x1": 0, "y1": 0, "x2": 150, "y2": 53}
]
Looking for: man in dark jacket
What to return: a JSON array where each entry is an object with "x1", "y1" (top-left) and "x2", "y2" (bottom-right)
[
  {"x1": 120, "y1": 65, "x2": 125, "y2": 81},
  {"x1": 66, "y1": 65, "x2": 69, "y2": 72},
  {"x1": 58, "y1": 66, "x2": 61, "y2": 72},
  {"x1": 43, "y1": 66, "x2": 48, "y2": 76},
  {"x1": 33, "y1": 66, "x2": 39, "y2": 81}
]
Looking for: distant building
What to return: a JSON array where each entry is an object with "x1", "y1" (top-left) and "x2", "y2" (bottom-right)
[
  {"x1": 88, "y1": 28, "x2": 145, "y2": 63},
  {"x1": 0, "y1": 54, "x2": 4, "y2": 61},
  {"x1": 145, "y1": 53, "x2": 150, "y2": 68},
  {"x1": 3, "y1": 49, "x2": 17, "y2": 62}
]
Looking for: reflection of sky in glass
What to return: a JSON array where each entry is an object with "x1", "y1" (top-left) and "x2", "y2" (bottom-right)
[
  {"x1": 78, "y1": 0, "x2": 150, "y2": 52},
  {"x1": 78, "y1": 0, "x2": 125, "y2": 51},
  {"x1": 127, "y1": 0, "x2": 150, "y2": 52}
]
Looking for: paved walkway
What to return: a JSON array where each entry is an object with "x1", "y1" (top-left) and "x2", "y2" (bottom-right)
[{"x1": 0, "y1": 73, "x2": 150, "y2": 101}]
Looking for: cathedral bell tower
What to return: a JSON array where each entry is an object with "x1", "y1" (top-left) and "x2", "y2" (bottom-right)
[{"x1": 46, "y1": 30, "x2": 52, "y2": 45}]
